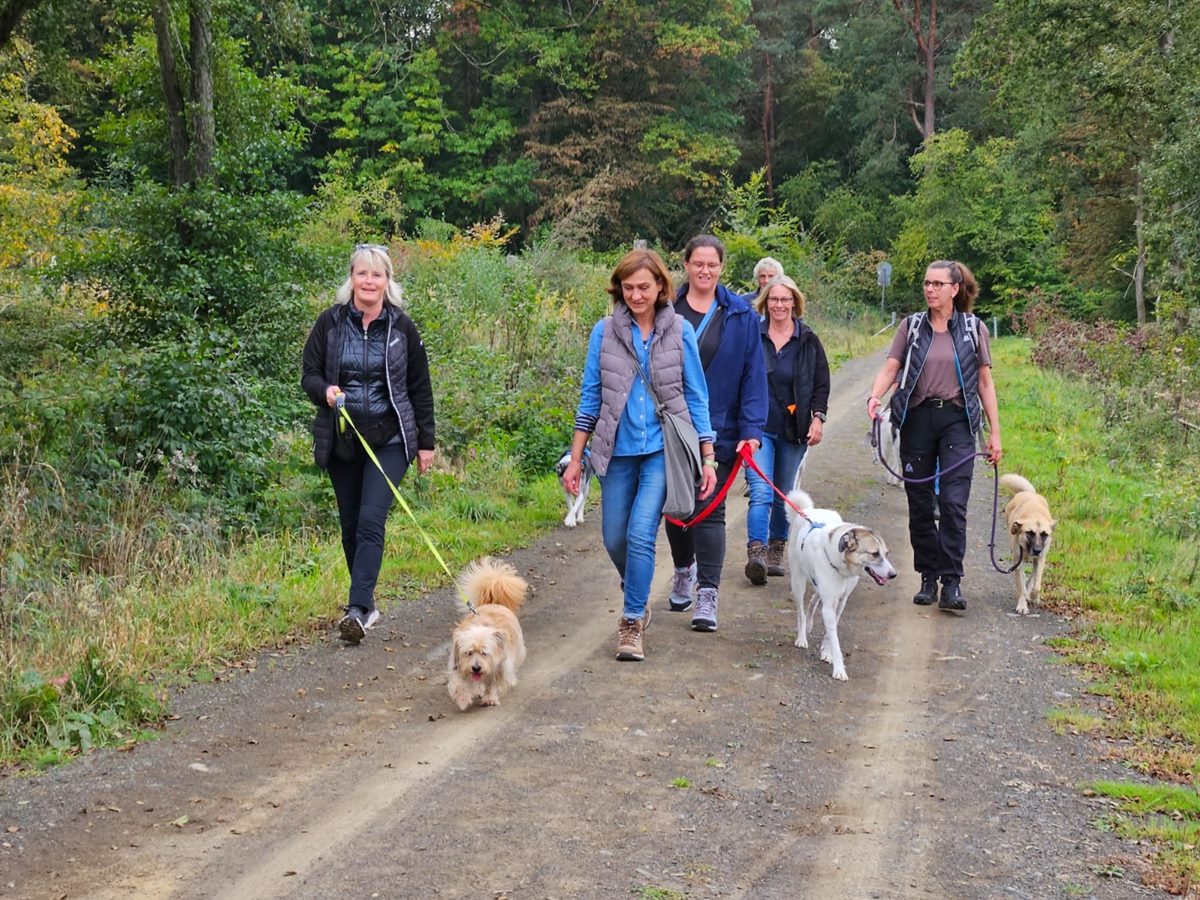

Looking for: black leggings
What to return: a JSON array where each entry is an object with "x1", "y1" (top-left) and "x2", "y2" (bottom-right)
[
  {"x1": 899, "y1": 405, "x2": 975, "y2": 579},
  {"x1": 327, "y1": 442, "x2": 410, "y2": 611},
  {"x1": 664, "y1": 457, "x2": 734, "y2": 590}
]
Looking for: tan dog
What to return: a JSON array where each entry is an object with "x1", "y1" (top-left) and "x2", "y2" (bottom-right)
[
  {"x1": 1000, "y1": 474, "x2": 1056, "y2": 615},
  {"x1": 447, "y1": 557, "x2": 527, "y2": 710}
]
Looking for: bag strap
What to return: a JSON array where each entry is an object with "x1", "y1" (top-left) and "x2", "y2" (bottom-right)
[{"x1": 620, "y1": 336, "x2": 667, "y2": 416}]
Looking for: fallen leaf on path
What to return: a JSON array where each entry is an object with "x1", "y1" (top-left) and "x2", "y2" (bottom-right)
[{"x1": 170, "y1": 816, "x2": 189, "y2": 828}]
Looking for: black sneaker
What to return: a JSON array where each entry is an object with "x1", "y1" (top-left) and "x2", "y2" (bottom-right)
[
  {"x1": 938, "y1": 579, "x2": 966, "y2": 611},
  {"x1": 913, "y1": 574, "x2": 938, "y2": 606},
  {"x1": 338, "y1": 606, "x2": 368, "y2": 643}
]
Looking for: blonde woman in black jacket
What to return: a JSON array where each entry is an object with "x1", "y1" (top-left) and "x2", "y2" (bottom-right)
[{"x1": 302, "y1": 244, "x2": 435, "y2": 643}]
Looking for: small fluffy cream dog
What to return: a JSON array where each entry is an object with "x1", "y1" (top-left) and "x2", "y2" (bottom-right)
[{"x1": 447, "y1": 557, "x2": 527, "y2": 711}]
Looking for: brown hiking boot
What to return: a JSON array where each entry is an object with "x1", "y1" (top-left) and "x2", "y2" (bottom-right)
[
  {"x1": 744, "y1": 540, "x2": 767, "y2": 585},
  {"x1": 766, "y1": 539, "x2": 786, "y2": 576},
  {"x1": 616, "y1": 612, "x2": 648, "y2": 661}
]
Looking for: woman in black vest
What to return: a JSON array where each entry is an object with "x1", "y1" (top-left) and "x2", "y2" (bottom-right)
[
  {"x1": 866, "y1": 260, "x2": 1001, "y2": 612},
  {"x1": 743, "y1": 275, "x2": 830, "y2": 583},
  {"x1": 302, "y1": 244, "x2": 436, "y2": 644}
]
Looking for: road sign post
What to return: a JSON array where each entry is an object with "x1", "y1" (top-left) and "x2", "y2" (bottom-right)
[{"x1": 876, "y1": 261, "x2": 893, "y2": 309}]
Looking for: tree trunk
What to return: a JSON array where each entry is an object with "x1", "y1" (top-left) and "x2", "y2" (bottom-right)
[
  {"x1": 1134, "y1": 167, "x2": 1147, "y2": 327},
  {"x1": 151, "y1": 0, "x2": 192, "y2": 187},
  {"x1": 188, "y1": 0, "x2": 215, "y2": 181},
  {"x1": 761, "y1": 53, "x2": 774, "y2": 202},
  {"x1": 893, "y1": 0, "x2": 938, "y2": 139}
]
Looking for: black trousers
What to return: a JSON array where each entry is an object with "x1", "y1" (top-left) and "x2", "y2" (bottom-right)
[
  {"x1": 327, "y1": 442, "x2": 409, "y2": 611},
  {"x1": 899, "y1": 404, "x2": 975, "y2": 579},
  {"x1": 664, "y1": 457, "x2": 734, "y2": 590}
]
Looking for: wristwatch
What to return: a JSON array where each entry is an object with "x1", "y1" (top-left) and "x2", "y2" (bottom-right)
[{"x1": 812, "y1": 411, "x2": 827, "y2": 422}]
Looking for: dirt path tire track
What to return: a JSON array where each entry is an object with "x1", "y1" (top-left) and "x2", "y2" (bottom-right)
[{"x1": 1, "y1": 349, "x2": 1158, "y2": 900}]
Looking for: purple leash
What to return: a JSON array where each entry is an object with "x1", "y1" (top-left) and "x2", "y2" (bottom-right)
[{"x1": 871, "y1": 415, "x2": 1023, "y2": 575}]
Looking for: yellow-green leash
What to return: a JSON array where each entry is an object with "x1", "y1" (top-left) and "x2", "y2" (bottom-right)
[{"x1": 335, "y1": 396, "x2": 476, "y2": 614}]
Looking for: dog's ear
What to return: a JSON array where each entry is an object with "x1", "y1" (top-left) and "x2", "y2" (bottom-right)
[
  {"x1": 492, "y1": 629, "x2": 506, "y2": 647},
  {"x1": 1010, "y1": 521, "x2": 1022, "y2": 536},
  {"x1": 838, "y1": 530, "x2": 857, "y2": 553}
]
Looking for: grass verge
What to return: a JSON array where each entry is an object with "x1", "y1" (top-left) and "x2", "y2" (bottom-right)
[
  {"x1": 1, "y1": 461, "x2": 563, "y2": 770},
  {"x1": 990, "y1": 337, "x2": 1200, "y2": 888}
]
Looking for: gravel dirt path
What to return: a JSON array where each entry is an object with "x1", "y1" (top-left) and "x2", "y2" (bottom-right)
[{"x1": 0, "y1": 349, "x2": 1165, "y2": 900}]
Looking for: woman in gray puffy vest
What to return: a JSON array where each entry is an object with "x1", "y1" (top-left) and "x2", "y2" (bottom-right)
[
  {"x1": 301, "y1": 244, "x2": 436, "y2": 644},
  {"x1": 561, "y1": 249, "x2": 717, "y2": 662},
  {"x1": 866, "y1": 260, "x2": 1001, "y2": 613}
]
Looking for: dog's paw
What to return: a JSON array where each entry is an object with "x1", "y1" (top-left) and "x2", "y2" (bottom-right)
[
  {"x1": 793, "y1": 634, "x2": 808, "y2": 649},
  {"x1": 1015, "y1": 600, "x2": 1029, "y2": 615},
  {"x1": 820, "y1": 649, "x2": 833, "y2": 664},
  {"x1": 832, "y1": 668, "x2": 849, "y2": 682},
  {"x1": 563, "y1": 514, "x2": 577, "y2": 528}
]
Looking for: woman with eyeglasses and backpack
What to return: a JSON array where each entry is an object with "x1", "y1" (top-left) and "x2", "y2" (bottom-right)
[
  {"x1": 866, "y1": 260, "x2": 1001, "y2": 613},
  {"x1": 302, "y1": 244, "x2": 436, "y2": 644}
]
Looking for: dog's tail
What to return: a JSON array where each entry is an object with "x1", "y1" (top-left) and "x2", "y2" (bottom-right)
[
  {"x1": 785, "y1": 489, "x2": 814, "y2": 525},
  {"x1": 999, "y1": 473, "x2": 1036, "y2": 496},
  {"x1": 457, "y1": 557, "x2": 527, "y2": 613}
]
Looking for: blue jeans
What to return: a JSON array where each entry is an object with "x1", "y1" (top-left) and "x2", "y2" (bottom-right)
[
  {"x1": 746, "y1": 432, "x2": 808, "y2": 545},
  {"x1": 598, "y1": 452, "x2": 666, "y2": 620}
]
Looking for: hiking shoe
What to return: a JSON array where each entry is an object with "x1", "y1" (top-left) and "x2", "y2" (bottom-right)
[
  {"x1": 668, "y1": 562, "x2": 697, "y2": 611},
  {"x1": 744, "y1": 541, "x2": 767, "y2": 586},
  {"x1": 691, "y1": 587, "x2": 718, "y2": 632},
  {"x1": 913, "y1": 574, "x2": 938, "y2": 606},
  {"x1": 939, "y1": 578, "x2": 967, "y2": 611},
  {"x1": 616, "y1": 614, "x2": 646, "y2": 661},
  {"x1": 338, "y1": 606, "x2": 368, "y2": 643},
  {"x1": 766, "y1": 539, "x2": 786, "y2": 577}
]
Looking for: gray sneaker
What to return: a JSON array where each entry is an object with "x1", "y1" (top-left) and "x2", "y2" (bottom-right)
[
  {"x1": 691, "y1": 587, "x2": 718, "y2": 632},
  {"x1": 668, "y1": 562, "x2": 697, "y2": 611}
]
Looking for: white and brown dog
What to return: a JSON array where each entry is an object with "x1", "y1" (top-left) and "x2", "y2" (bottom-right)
[
  {"x1": 1000, "y1": 473, "x2": 1056, "y2": 615},
  {"x1": 448, "y1": 557, "x2": 528, "y2": 710},
  {"x1": 786, "y1": 489, "x2": 897, "y2": 681},
  {"x1": 554, "y1": 447, "x2": 594, "y2": 527}
]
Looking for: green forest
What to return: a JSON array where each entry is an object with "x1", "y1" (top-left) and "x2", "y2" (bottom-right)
[{"x1": 2, "y1": 0, "x2": 1199, "y2": 783}]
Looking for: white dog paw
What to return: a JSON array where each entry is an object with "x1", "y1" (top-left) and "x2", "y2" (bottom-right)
[
  {"x1": 1015, "y1": 602, "x2": 1029, "y2": 615},
  {"x1": 832, "y1": 669, "x2": 849, "y2": 682},
  {"x1": 794, "y1": 636, "x2": 808, "y2": 650},
  {"x1": 820, "y1": 650, "x2": 833, "y2": 664},
  {"x1": 563, "y1": 515, "x2": 577, "y2": 528}
]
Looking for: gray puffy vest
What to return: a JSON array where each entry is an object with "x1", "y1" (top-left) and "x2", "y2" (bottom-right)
[{"x1": 590, "y1": 304, "x2": 690, "y2": 475}]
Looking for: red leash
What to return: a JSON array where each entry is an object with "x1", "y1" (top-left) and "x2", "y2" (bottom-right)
[{"x1": 665, "y1": 444, "x2": 809, "y2": 529}]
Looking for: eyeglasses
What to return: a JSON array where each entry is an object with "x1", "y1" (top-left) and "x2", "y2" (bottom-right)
[
  {"x1": 767, "y1": 296, "x2": 793, "y2": 305},
  {"x1": 688, "y1": 261, "x2": 722, "y2": 270},
  {"x1": 923, "y1": 279, "x2": 955, "y2": 289},
  {"x1": 355, "y1": 243, "x2": 389, "y2": 253}
]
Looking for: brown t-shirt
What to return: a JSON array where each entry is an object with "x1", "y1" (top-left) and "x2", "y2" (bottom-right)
[{"x1": 887, "y1": 317, "x2": 992, "y2": 408}]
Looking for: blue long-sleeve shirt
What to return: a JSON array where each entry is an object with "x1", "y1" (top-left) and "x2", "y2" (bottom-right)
[{"x1": 574, "y1": 317, "x2": 715, "y2": 456}]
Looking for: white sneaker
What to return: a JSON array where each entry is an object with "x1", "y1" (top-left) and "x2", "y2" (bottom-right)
[{"x1": 363, "y1": 609, "x2": 381, "y2": 630}]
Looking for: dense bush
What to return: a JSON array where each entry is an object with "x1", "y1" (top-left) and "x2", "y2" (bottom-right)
[{"x1": 1020, "y1": 299, "x2": 1200, "y2": 536}]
